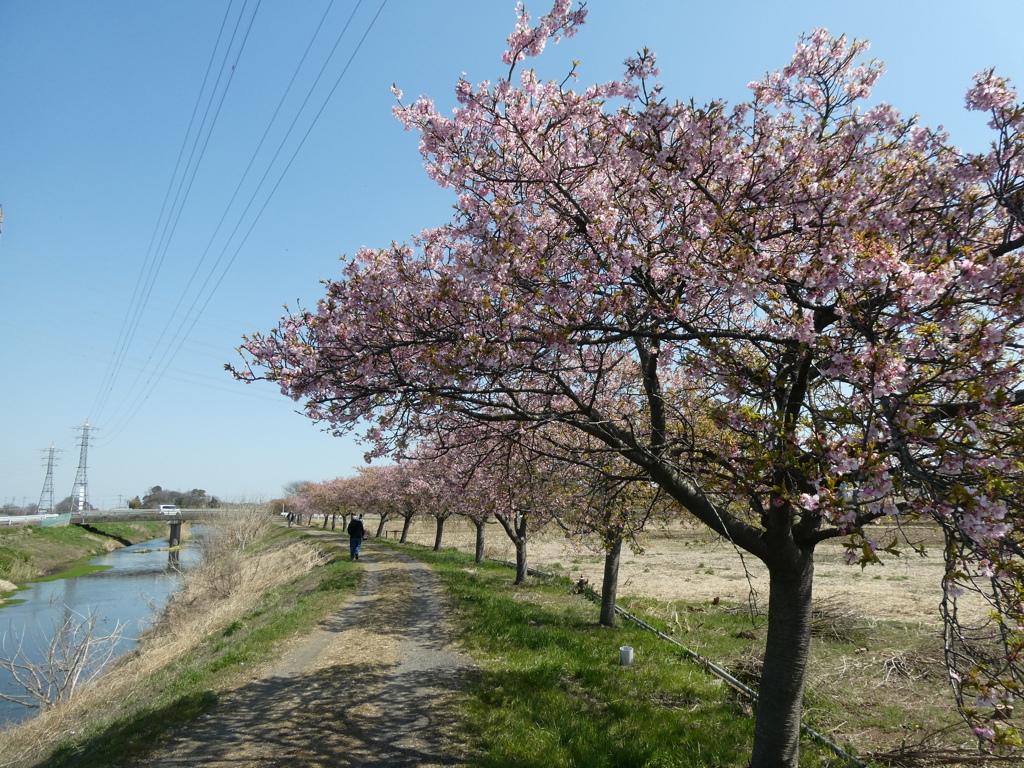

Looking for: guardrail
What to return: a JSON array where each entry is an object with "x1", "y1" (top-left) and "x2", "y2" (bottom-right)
[
  {"x1": 1, "y1": 508, "x2": 244, "y2": 527},
  {"x1": 0, "y1": 513, "x2": 65, "y2": 526}
]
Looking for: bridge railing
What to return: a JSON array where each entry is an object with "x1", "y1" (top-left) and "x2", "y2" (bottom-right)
[{"x1": 0, "y1": 513, "x2": 66, "y2": 527}]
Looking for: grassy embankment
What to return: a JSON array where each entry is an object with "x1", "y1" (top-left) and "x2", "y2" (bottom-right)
[
  {"x1": 0, "y1": 513, "x2": 361, "y2": 768},
  {"x1": 0, "y1": 522, "x2": 167, "y2": 593},
  {"x1": 2, "y1": 519, "x2": 999, "y2": 767},
  {"x1": 374, "y1": 537, "x2": 987, "y2": 768}
]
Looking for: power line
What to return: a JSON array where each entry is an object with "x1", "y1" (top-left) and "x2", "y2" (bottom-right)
[
  {"x1": 92, "y1": 0, "x2": 263, "y2": 421},
  {"x1": 99, "y1": 0, "x2": 355, "y2": 437},
  {"x1": 91, "y1": 0, "x2": 239, "y2": 420},
  {"x1": 99, "y1": 0, "x2": 391, "y2": 446}
]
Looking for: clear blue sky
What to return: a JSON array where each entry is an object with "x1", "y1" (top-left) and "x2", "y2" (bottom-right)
[{"x1": 1, "y1": 0, "x2": 1020, "y2": 508}]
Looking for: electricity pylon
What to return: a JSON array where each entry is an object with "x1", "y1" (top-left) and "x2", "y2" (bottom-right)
[
  {"x1": 68, "y1": 420, "x2": 93, "y2": 513},
  {"x1": 37, "y1": 442, "x2": 59, "y2": 512}
]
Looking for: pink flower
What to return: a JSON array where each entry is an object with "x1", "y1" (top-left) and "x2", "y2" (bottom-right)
[
  {"x1": 799, "y1": 493, "x2": 820, "y2": 511},
  {"x1": 965, "y1": 70, "x2": 1017, "y2": 112}
]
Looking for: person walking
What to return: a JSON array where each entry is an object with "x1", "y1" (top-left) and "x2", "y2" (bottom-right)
[{"x1": 347, "y1": 514, "x2": 365, "y2": 560}]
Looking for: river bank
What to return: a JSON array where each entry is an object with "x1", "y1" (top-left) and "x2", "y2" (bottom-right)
[
  {"x1": 0, "y1": 530, "x2": 204, "y2": 727},
  {"x1": 0, "y1": 522, "x2": 166, "y2": 596},
  {"x1": 0, "y1": 516, "x2": 361, "y2": 767},
  {"x1": 2, "y1": 519, "x2": 1005, "y2": 766}
]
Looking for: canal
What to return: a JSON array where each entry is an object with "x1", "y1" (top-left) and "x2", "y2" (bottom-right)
[{"x1": 0, "y1": 531, "x2": 202, "y2": 727}]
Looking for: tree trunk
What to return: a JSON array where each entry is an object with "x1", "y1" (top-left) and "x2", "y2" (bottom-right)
[
  {"x1": 375, "y1": 514, "x2": 387, "y2": 538},
  {"x1": 750, "y1": 549, "x2": 815, "y2": 768},
  {"x1": 322, "y1": 514, "x2": 328, "y2": 529},
  {"x1": 495, "y1": 513, "x2": 528, "y2": 584},
  {"x1": 330, "y1": 514, "x2": 336, "y2": 531},
  {"x1": 400, "y1": 515, "x2": 412, "y2": 544},
  {"x1": 433, "y1": 516, "x2": 445, "y2": 551},
  {"x1": 474, "y1": 518, "x2": 486, "y2": 563},
  {"x1": 600, "y1": 535, "x2": 623, "y2": 627},
  {"x1": 514, "y1": 537, "x2": 528, "y2": 585}
]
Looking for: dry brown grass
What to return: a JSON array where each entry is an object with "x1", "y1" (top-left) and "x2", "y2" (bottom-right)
[
  {"x1": 136, "y1": 507, "x2": 322, "y2": 666},
  {"x1": 0, "y1": 507, "x2": 325, "y2": 768},
  {"x1": 808, "y1": 595, "x2": 871, "y2": 643}
]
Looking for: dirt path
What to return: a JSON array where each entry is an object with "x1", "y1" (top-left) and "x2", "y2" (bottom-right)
[{"x1": 136, "y1": 532, "x2": 472, "y2": 767}]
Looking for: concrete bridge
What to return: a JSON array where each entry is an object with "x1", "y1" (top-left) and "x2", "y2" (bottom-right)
[
  {"x1": 70, "y1": 509, "x2": 208, "y2": 524},
  {"x1": 0, "y1": 509, "x2": 214, "y2": 545},
  {"x1": 71, "y1": 509, "x2": 209, "y2": 546}
]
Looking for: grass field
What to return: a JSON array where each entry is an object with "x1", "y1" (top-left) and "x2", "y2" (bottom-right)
[
  {"x1": 2, "y1": 513, "x2": 1015, "y2": 767},
  {"x1": 372, "y1": 518, "x2": 1015, "y2": 766}
]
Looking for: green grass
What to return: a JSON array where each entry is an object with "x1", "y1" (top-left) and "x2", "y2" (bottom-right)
[
  {"x1": 43, "y1": 692, "x2": 219, "y2": 768},
  {"x1": 19, "y1": 528, "x2": 964, "y2": 767},
  {"x1": 0, "y1": 523, "x2": 165, "y2": 585},
  {"x1": 374, "y1": 541, "x2": 843, "y2": 768},
  {"x1": 29, "y1": 564, "x2": 114, "y2": 582}
]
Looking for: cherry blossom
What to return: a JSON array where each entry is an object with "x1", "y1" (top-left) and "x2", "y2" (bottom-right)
[{"x1": 234, "y1": 4, "x2": 1023, "y2": 763}]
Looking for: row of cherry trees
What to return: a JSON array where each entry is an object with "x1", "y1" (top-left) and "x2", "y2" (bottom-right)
[
  {"x1": 284, "y1": 426, "x2": 664, "y2": 628},
  {"x1": 235, "y1": 3, "x2": 1023, "y2": 765}
]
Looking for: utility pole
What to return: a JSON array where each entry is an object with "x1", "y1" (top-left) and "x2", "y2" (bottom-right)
[
  {"x1": 68, "y1": 420, "x2": 94, "y2": 513},
  {"x1": 37, "y1": 442, "x2": 59, "y2": 513}
]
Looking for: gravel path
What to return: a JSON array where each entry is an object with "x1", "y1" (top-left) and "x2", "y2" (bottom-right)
[{"x1": 136, "y1": 532, "x2": 472, "y2": 767}]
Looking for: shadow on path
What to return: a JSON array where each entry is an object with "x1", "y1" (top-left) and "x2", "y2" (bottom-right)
[{"x1": 126, "y1": 536, "x2": 472, "y2": 767}]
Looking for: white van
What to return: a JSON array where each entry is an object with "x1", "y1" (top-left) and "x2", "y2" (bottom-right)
[{"x1": 158, "y1": 504, "x2": 179, "y2": 515}]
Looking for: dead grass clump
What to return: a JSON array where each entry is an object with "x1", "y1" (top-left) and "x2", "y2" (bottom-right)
[
  {"x1": 879, "y1": 649, "x2": 945, "y2": 685},
  {"x1": 0, "y1": 507, "x2": 325, "y2": 767},
  {"x1": 0, "y1": 560, "x2": 35, "y2": 585},
  {"x1": 729, "y1": 654, "x2": 764, "y2": 688},
  {"x1": 864, "y1": 726, "x2": 1021, "y2": 767},
  {"x1": 810, "y1": 595, "x2": 870, "y2": 643},
  {"x1": 730, "y1": 594, "x2": 869, "y2": 644},
  {"x1": 197, "y1": 504, "x2": 274, "y2": 557},
  {"x1": 128, "y1": 507, "x2": 325, "y2": 670}
]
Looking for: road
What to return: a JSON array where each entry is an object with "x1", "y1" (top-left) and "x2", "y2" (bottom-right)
[{"x1": 136, "y1": 531, "x2": 473, "y2": 767}]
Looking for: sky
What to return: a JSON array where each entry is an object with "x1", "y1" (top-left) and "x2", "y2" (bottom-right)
[{"x1": 1, "y1": 0, "x2": 1021, "y2": 509}]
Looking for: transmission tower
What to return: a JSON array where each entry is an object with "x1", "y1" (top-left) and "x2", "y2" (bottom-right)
[
  {"x1": 68, "y1": 420, "x2": 94, "y2": 513},
  {"x1": 37, "y1": 442, "x2": 59, "y2": 512}
]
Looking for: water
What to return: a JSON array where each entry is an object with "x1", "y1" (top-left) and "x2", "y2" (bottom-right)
[{"x1": 0, "y1": 533, "x2": 202, "y2": 726}]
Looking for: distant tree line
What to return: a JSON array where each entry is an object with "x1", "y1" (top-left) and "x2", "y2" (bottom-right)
[
  {"x1": 0, "y1": 486, "x2": 221, "y2": 516},
  {"x1": 2, "y1": 499, "x2": 88, "y2": 515},
  {"x1": 127, "y1": 486, "x2": 221, "y2": 510},
  {"x1": 0, "y1": 502, "x2": 39, "y2": 516}
]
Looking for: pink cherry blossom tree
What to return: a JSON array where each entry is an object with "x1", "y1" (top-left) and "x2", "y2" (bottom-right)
[
  {"x1": 438, "y1": 473, "x2": 494, "y2": 562},
  {"x1": 283, "y1": 492, "x2": 313, "y2": 527},
  {"x1": 234, "y1": 3, "x2": 1023, "y2": 764},
  {"x1": 428, "y1": 449, "x2": 494, "y2": 562},
  {"x1": 299, "y1": 478, "x2": 354, "y2": 530},
  {"x1": 547, "y1": 443, "x2": 681, "y2": 627},
  {"x1": 441, "y1": 428, "x2": 560, "y2": 584},
  {"x1": 418, "y1": 469, "x2": 456, "y2": 552},
  {"x1": 340, "y1": 465, "x2": 398, "y2": 537},
  {"x1": 403, "y1": 442, "x2": 475, "y2": 552}
]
